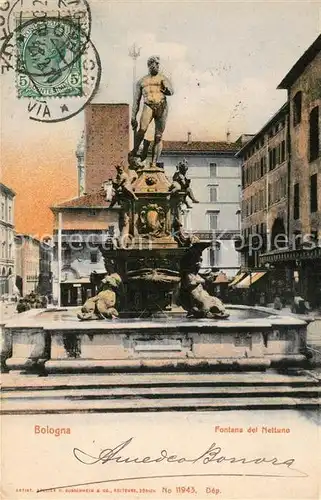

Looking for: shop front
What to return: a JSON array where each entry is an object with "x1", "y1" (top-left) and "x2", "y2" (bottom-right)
[
  {"x1": 260, "y1": 247, "x2": 321, "y2": 309},
  {"x1": 60, "y1": 279, "x2": 94, "y2": 306}
]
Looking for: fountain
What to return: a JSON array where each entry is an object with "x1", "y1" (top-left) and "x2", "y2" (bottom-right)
[
  {"x1": 2, "y1": 141, "x2": 311, "y2": 376},
  {"x1": 1, "y1": 56, "x2": 317, "y2": 414}
]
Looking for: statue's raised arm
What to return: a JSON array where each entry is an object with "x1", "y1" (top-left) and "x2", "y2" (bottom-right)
[{"x1": 130, "y1": 56, "x2": 173, "y2": 167}]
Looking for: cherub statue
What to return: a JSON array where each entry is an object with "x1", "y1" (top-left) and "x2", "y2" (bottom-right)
[
  {"x1": 178, "y1": 246, "x2": 229, "y2": 319},
  {"x1": 169, "y1": 160, "x2": 199, "y2": 208},
  {"x1": 109, "y1": 164, "x2": 138, "y2": 208},
  {"x1": 77, "y1": 274, "x2": 122, "y2": 321}
]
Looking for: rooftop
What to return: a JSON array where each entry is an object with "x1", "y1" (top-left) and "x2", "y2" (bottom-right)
[
  {"x1": 162, "y1": 141, "x2": 240, "y2": 153},
  {"x1": 278, "y1": 34, "x2": 321, "y2": 89},
  {"x1": 0, "y1": 183, "x2": 16, "y2": 197},
  {"x1": 236, "y1": 103, "x2": 288, "y2": 157},
  {"x1": 51, "y1": 191, "x2": 110, "y2": 210}
]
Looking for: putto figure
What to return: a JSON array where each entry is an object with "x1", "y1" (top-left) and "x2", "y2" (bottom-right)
[
  {"x1": 109, "y1": 164, "x2": 138, "y2": 207},
  {"x1": 169, "y1": 159, "x2": 199, "y2": 208},
  {"x1": 130, "y1": 56, "x2": 174, "y2": 166}
]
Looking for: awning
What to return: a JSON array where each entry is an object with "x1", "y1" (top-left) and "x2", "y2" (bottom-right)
[
  {"x1": 228, "y1": 272, "x2": 247, "y2": 287},
  {"x1": 235, "y1": 272, "x2": 267, "y2": 288},
  {"x1": 214, "y1": 272, "x2": 229, "y2": 284},
  {"x1": 61, "y1": 278, "x2": 91, "y2": 284}
]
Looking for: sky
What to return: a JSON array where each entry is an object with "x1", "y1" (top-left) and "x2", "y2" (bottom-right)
[{"x1": 1, "y1": 0, "x2": 321, "y2": 235}]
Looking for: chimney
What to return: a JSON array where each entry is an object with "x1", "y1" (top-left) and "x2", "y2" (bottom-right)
[
  {"x1": 226, "y1": 130, "x2": 231, "y2": 143},
  {"x1": 187, "y1": 131, "x2": 191, "y2": 144}
]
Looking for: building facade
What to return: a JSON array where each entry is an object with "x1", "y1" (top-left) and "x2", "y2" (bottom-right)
[
  {"x1": 238, "y1": 35, "x2": 321, "y2": 307},
  {"x1": 260, "y1": 35, "x2": 321, "y2": 307},
  {"x1": 237, "y1": 104, "x2": 289, "y2": 268},
  {"x1": 51, "y1": 196, "x2": 118, "y2": 306},
  {"x1": 0, "y1": 183, "x2": 15, "y2": 297},
  {"x1": 51, "y1": 103, "x2": 129, "y2": 305},
  {"x1": 38, "y1": 239, "x2": 53, "y2": 297},
  {"x1": 14, "y1": 234, "x2": 52, "y2": 297},
  {"x1": 160, "y1": 140, "x2": 241, "y2": 276}
]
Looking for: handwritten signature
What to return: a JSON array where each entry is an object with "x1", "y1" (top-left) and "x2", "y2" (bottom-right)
[{"x1": 37, "y1": 437, "x2": 308, "y2": 493}]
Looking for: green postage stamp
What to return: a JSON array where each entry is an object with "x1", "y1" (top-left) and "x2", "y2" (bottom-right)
[{"x1": 15, "y1": 17, "x2": 84, "y2": 98}]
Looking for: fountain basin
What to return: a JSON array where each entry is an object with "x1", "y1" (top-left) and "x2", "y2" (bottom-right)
[{"x1": 1, "y1": 305, "x2": 310, "y2": 374}]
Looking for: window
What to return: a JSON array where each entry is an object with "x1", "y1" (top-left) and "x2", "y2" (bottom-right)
[
  {"x1": 268, "y1": 183, "x2": 272, "y2": 205},
  {"x1": 311, "y1": 230, "x2": 318, "y2": 243},
  {"x1": 293, "y1": 231, "x2": 302, "y2": 248},
  {"x1": 8, "y1": 206, "x2": 11, "y2": 222},
  {"x1": 268, "y1": 149, "x2": 273, "y2": 170},
  {"x1": 280, "y1": 176, "x2": 287, "y2": 199},
  {"x1": 281, "y1": 140, "x2": 286, "y2": 163},
  {"x1": 1, "y1": 203, "x2": 4, "y2": 220},
  {"x1": 310, "y1": 174, "x2": 318, "y2": 213},
  {"x1": 208, "y1": 212, "x2": 219, "y2": 230},
  {"x1": 293, "y1": 91, "x2": 302, "y2": 126},
  {"x1": 294, "y1": 183, "x2": 300, "y2": 220},
  {"x1": 275, "y1": 147, "x2": 278, "y2": 167},
  {"x1": 256, "y1": 162, "x2": 260, "y2": 180},
  {"x1": 209, "y1": 163, "x2": 217, "y2": 177},
  {"x1": 260, "y1": 157, "x2": 264, "y2": 177},
  {"x1": 209, "y1": 185, "x2": 218, "y2": 202},
  {"x1": 209, "y1": 246, "x2": 220, "y2": 267},
  {"x1": 90, "y1": 252, "x2": 98, "y2": 263},
  {"x1": 63, "y1": 246, "x2": 71, "y2": 260},
  {"x1": 272, "y1": 147, "x2": 277, "y2": 169},
  {"x1": 309, "y1": 106, "x2": 319, "y2": 162}
]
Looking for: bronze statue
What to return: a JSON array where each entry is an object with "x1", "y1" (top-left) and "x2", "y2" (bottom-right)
[
  {"x1": 77, "y1": 273, "x2": 122, "y2": 321},
  {"x1": 109, "y1": 164, "x2": 138, "y2": 207},
  {"x1": 178, "y1": 245, "x2": 229, "y2": 319},
  {"x1": 169, "y1": 160, "x2": 199, "y2": 208},
  {"x1": 130, "y1": 56, "x2": 174, "y2": 166}
]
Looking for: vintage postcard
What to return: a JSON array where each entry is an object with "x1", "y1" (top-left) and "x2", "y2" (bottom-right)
[{"x1": 1, "y1": 0, "x2": 320, "y2": 498}]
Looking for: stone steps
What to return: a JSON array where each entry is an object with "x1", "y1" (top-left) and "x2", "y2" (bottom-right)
[
  {"x1": 2, "y1": 371, "x2": 319, "y2": 389},
  {"x1": 1, "y1": 370, "x2": 320, "y2": 414},
  {"x1": 1, "y1": 396, "x2": 319, "y2": 414},
  {"x1": 3, "y1": 385, "x2": 320, "y2": 399}
]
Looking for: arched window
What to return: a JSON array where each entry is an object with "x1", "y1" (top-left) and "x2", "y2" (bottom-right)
[
  {"x1": 293, "y1": 91, "x2": 302, "y2": 126},
  {"x1": 309, "y1": 106, "x2": 319, "y2": 162}
]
